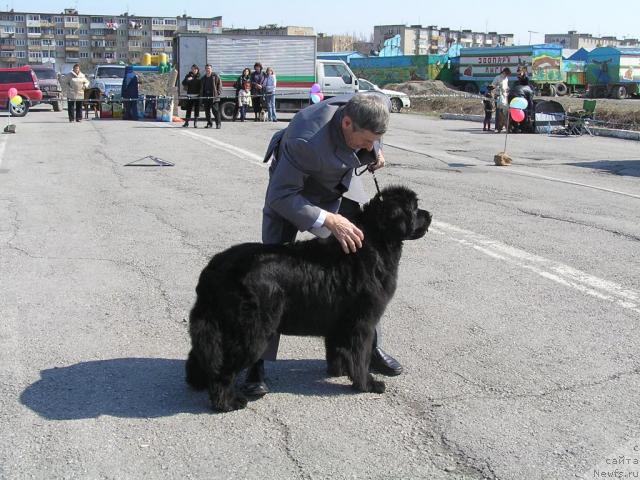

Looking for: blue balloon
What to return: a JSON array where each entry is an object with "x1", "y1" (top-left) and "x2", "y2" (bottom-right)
[{"x1": 509, "y1": 97, "x2": 528, "y2": 110}]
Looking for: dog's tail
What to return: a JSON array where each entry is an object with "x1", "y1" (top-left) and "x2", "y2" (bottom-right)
[{"x1": 185, "y1": 349, "x2": 208, "y2": 390}]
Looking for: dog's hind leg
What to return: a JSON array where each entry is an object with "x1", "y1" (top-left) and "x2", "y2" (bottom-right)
[{"x1": 345, "y1": 325, "x2": 385, "y2": 394}]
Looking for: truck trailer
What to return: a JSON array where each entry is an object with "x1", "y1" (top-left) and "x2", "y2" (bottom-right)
[
  {"x1": 456, "y1": 44, "x2": 564, "y2": 96},
  {"x1": 173, "y1": 33, "x2": 359, "y2": 120},
  {"x1": 586, "y1": 47, "x2": 640, "y2": 98}
]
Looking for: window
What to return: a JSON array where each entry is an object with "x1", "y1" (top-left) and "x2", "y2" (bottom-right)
[
  {"x1": 28, "y1": 39, "x2": 40, "y2": 46},
  {"x1": 54, "y1": 16, "x2": 63, "y2": 23},
  {"x1": 14, "y1": 15, "x2": 25, "y2": 22},
  {"x1": 16, "y1": 27, "x2": 25, "y2": 34},
  {"x1": 91, "y1": 17, "x2": 103, "y2": 23},
  {"x1": 79, "y1": 29, "x2": 88, "y2": 35},
  {"x1": 56, "y1": 29, "x2": 64, "y2": 35},
  {"x1": 79, "y1": 52, "x2": 89, "y2": 58},
  {"x1": 28, "y1": 14, "x2": 40, "y2": 21},
  {"x1": 323, "y1": 63, "x2": 350, "y2": 78},
  {"x1": 79, "y1": 40, "x2": 89, "y2": 47},
  {"x1": 28, "y1": 27, "x2": 42, "y2": 34},
  {"x1": 56, "y1": 40, "x2": 64, "y2": 47},
  {"x1": 16, "y1": 39, "x2": 26, "y2": 46},
  {"x1": 92, "y1": 52, "x2": 103, "y2": 59},
  {"x1": 0, "y1": 71, "x2": 31, "y2": 82},
  {"x1": 104, "y1": 52, "x2": 114, "y2": 59},
  {"x1": 16, "y1": 51, "x2": 26, "y2": 58}
]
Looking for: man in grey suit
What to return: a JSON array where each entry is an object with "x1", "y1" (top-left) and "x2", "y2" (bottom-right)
[{"x1": 243, "y1": 92, "x2": 403, "y2": 396}]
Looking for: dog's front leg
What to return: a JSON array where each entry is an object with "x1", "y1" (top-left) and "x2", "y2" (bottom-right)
[{"x1": 347, "y1": 326, "x2": 385, "y2": 394}]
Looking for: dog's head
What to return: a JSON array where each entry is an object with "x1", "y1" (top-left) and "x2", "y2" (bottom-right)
[{"x1": 361, "y1": 185, "x2": 432, "y2": 241}]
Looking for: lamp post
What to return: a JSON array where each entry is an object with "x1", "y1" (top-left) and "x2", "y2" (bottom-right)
[{"x1": 528, "y1": 30, "x2": 539, "y2": 45}]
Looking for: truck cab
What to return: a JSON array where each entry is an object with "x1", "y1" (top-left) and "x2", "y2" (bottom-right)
[
  {"x1": 316, "y1": 60, "x2": 358, "y2": 96},
  {"x1": 90, "y1": 65, "x2": 125, "y2": 98},
  {"x1": 29, "y1": 65, "x2": 63, "y2": 111}
]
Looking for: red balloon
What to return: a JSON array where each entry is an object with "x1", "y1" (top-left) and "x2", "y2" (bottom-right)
[{"x1": 510, "y1": 108, "x2": 525, "y2": 123}]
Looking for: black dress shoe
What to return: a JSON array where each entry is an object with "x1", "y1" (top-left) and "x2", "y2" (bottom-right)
[
  {"x1": 216, "y1": 124, "x2": 221, "y2": 129},
  {"x1": 370, "y1": 346, "x2": 403, "y2": 376},
  {"x1": 241, "y1": 360, "x2": 269, "y2": 397}
]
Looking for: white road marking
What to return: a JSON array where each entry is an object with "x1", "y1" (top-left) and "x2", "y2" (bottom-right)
[
  {"x1": 180, "y1": 129, "x2": 267, "y2": 167},
  {"x1": 433, "y1": 220, "x2": 640, "y2": 314},
  {"x1": 384, "y1": 142, "x2": 640, "y2": 200}
]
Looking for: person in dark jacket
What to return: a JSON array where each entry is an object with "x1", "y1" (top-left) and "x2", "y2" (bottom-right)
[
  {"x1": 200, "y1": 64, "x2": 222, "y2": 129},
  {"x1": 508, "y1": 76, "x2": 535, "y2": 133},
  {"x1": 181, "y1": 64, "x2": 201, "y2": 128},
  {"x1": 250, "y1": 62, "x2": 266, "y2": 121},
  {"x1": 233, "y1": 67, "x2": 251, "y2": 121},
  {"x1": 121, "y1": 65, "x2": 139, "y2": 120}
]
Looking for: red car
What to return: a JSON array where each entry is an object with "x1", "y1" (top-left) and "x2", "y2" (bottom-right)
[{"x1": 0, "y1": 66, "x2": 43, "y2": 117}]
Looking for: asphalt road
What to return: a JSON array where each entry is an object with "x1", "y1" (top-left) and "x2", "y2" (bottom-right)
[{"x1": 1, "y1": 107, "x2": 639, "y2": 480}]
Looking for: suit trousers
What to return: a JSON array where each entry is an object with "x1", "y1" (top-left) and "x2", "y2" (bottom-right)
[{"x1": 201, "y1": 99, "x2": 221, "y2": 126}]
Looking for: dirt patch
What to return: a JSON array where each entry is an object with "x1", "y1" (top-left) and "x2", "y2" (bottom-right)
[{"x1": 392, "y1": 80, "x2": 640, "y2": 130}]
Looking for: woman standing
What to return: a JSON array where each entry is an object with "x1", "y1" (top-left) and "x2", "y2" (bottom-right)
[
  {"x1": 249, "y1": 62, "x2": 266, "y2": 121},
  {"x1": 233, "y1": 67, "x2": 251, "y2": 121},
  {"x1": 62, "y1": 64, "x2": 89, "y2": 123},
  {"x1": 181, "y1": 64, "x2": 202, "y2": 128},
  {"x1": 264, "y1": 67, "x2": 277, "y2": 122},
  {"x1": 121, "y1": 65, "x2": 140, "y2": 120}
]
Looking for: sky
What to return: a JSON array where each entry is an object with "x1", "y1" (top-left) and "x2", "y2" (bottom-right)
[{"x1": 8, "y1": 0, "x2": 640, "y2": 45}]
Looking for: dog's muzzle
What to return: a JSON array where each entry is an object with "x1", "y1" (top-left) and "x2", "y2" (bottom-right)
[{"x1": 408, "y1": 209, "x2": 432, "y2": 240}]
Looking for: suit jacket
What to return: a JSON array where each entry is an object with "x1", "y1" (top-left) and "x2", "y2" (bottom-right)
[
  {"x1": 262, "y1": 93, "x2": 388, "y2": 240},
  {"x1": 200, "y1": 73, "x2": 222, "y2": 100}
]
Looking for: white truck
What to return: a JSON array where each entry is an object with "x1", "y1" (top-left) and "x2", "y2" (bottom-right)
[
  {"x1": 89, "y1": 64, "x2": 125, "y2": 98},
  {"x1": 173, "y1": 33, "x2": 359, "y2": 120}
]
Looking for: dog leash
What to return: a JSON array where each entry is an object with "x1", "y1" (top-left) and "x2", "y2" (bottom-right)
[{"x1": 355, "y1": 164, "x2": 383, "y2": 201}]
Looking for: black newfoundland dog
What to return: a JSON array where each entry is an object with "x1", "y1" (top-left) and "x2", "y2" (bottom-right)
[{"x1": 186, "y1": 185, "x2": 432, "y2": 411}]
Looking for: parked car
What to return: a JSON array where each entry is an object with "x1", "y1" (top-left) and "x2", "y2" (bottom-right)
[
  {"x1": 29, "y1": 65, "x2": 62, "y2": 111},
  {"x1": 357, "y1": 78, "x2": 411, "y2": 113},
  {"x1": 0, "y1": 66, "x2": 43, "y2": 117}
]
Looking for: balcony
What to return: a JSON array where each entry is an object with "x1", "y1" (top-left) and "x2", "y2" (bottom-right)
[
  {"x1": 26, "y1": 20, "x2": 42, "y2": 27},
  {"x1": 65, "y1": 56, "x2": 79, "y2": 62},
  {"x1": 64, "y1": 45, "x2": 80, "y2": 51},
  {"x1": 90, "y1": 22, "x2": 106, "y2": 30},
  {"x1": 64, "y1": 21, "x2": 80, "y2": 29},
  {"x1": 0, "y1": 44, "x2": 15, "y2": 50},
  {"x1": 28, "y1": 44, "x2": 42, "y2": 51},
  {"x1": 128, "y1": 45, "x2": 142, "y2": 52},
  {"x1": 0, "y1": 55, "x2": 17, "y2": 62},
  {"x1": 27, "y1": 32, "x2": 42, "y2": 38},
  {"x1": 152, "y1": 35, "x2": 165, "y2": 42},
  {"x1": 65, "y1": 34, "x2": 79, "y2": 40},
  {"x1": 28, "y1": 56, "x2": 43, "y2": 63},
  {"x1": 186, "y1": 24, "x2": 200, "y2": 32},
  {"x1": 40, "y1": 21, "x2": 57, "y2": 28}
]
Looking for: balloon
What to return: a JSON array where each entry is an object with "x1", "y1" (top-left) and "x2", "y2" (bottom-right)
[
  {"x1": 10, "y1": 95, "x2": 23, "y2": 106},
  {"x1": 310, "y1": 92, "x2": 324, "y2": 104},
  {"x1": 509, "y1": 97, "x2": 528, "y2": 110},
  {"x1": 510, "y1": 107, "x2": 525, "y2": 123},
  {"x1": 7, "y1": 87, "x2": 17, "y2": 98},
  {"x1": 310, "y1": 83, "x2": 321, "y2": 94}
]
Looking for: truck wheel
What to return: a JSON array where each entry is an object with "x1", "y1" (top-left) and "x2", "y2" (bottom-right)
[
  {"x1": 555, "y1": 82, "x2": 568, "y2": 96},
  {"x1": 52, "y1": 101, "x2": 61, "y2": 112},
  {"x1": 464, "y1": 83, "x2": 478, "y2": 94},
  {"x1": 613, "y1": 85, "x2": 627, "y2": 99},
  {"x1": 390, "y1": 97, "x2": 403, "y2": 113},
  {"x1": 8, "y1": 100, "x2": 29, "y2": 117},
  {"x1": 220, "y1": 101, "x2": 236, "y2": 121}
]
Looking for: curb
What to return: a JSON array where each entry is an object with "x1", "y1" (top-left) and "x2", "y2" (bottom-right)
[{"x1": 440, "y1": 113, "x2": 640, "y2": 141}]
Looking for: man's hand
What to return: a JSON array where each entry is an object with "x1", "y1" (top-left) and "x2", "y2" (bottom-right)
[
  {"x1": 323, "y1": 212, "x2": 364, "y2": 254},
  {"x1": 370, "y1": 150, "x2": 385, "y2": 171}
]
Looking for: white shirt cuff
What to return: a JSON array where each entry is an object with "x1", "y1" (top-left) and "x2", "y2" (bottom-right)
[{"x1": 312, "y1": 209, "x2": 328, "y2": 229}]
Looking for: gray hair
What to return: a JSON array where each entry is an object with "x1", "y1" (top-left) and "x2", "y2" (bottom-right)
[{"x1": 344, "y1": 93, "x2": 390, "y2": 135}]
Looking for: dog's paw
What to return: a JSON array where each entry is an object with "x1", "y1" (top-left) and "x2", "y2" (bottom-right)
[
  {"x1": 370, "y1": 379, "x2": 386, "y2": 394},
  {"x1": 232, "y1": 394, "x2": 248, "y2": 410}
]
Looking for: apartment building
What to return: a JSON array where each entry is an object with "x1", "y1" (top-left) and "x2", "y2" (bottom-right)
[
  {"x1": 373, "y1": 24, "x2": 514, "y2": 55},
  {"x1": 544, "y1": 31, "x2": 640, "y2": 49},
  {"x1": 317, "y1": 34, "x2": 354, "y2": 52},
  {"x1": 0, "y1": 8, "x2": 222, "y2": 72}
]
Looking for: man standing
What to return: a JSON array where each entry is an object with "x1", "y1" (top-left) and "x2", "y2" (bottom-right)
[
  {"x1": 242, "y1": 92, "x2": 403, "y2": 396},
  {"x1": 491, "y1": 67, "x2": 511, "y2": 133},
  {"x1": 200, "y1": 64, "x2": 222, "y2": 129}
]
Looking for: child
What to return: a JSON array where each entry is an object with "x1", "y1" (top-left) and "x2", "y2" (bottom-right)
[
  {"x1": 238, "y1": 81, "x2": 253, "y2": 122},
  {"x1": 483, "y1": 85, "x2": 495, "y2": 131}
]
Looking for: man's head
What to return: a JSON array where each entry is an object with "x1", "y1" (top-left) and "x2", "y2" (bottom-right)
[
  {"x1": 341, "y1": 93, "x2": 390, "y2": 151},
  {"x1": 205, "y1": 64, "x2": 212, "y2": 76},
  {"x1": 501, "y1": 67, "x2": 512, "y2": 76},
  {"x1": 254, "y1": 62, "x2": 262, "y2": 72}
]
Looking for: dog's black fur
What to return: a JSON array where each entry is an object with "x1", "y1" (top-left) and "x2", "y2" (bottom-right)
[{"x1": 186, "y1": 185, "x2": 432, "y2": 411}]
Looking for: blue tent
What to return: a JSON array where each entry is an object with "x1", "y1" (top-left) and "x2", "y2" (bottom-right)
[{"x1": 568, "y1": 48, "x2": 589, "y2": 62}]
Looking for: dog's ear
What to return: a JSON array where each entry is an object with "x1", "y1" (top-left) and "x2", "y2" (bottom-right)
[{"x1": 362, "y1": 186, "x2": 417, "y2": 240}]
